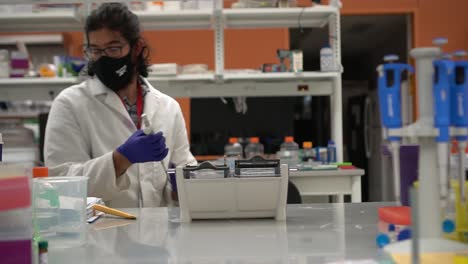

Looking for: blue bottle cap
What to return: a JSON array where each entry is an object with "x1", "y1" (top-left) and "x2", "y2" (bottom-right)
[
  {"x1": 328, "y1": 140, "x2": 335, "y2": 145},
  {"x1": 442, "y1": 219, "x2": 456, "y2": 233},
  {"x1": 388, "y1": 224, "x2": 396, "y2": 232},
  {"x1": 376, "y1": 233, "x2": 391, "y2": 248},
  {"x1": 397, "y1": 228, "x2": 411, "y2": 241}
]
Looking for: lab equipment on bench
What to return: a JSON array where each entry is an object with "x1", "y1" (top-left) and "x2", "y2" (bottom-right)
[
  {"x1": 278, "y1": 136, "x2": 299, "y2": 169},
  {"x1": 327, "y1": 140, "x2": 337, "y2": 163},
  {"x1": 92, "y1": 204, "x2": 136, "y2": 220},
  {"x1": 235, "y1": 155, "x2": 280, "y2": 177},
  {"x1": 301, "y1": 141, "x2": 314, "y2": 162},
  {"x1": 244, "y1": 137, "x2": 264, "y2": 159},
  {"x1": 141, "y1": 113, "x2": 170, "y2": 206},
  {"x1": 176, "y1": 158, "x2": 288, "y2": 222},
  {"x1": 377, "y1": 38, "x2": 468, "y2": 254},
  {"x1": 225, "y1": 137, "x2": 243, "y2": 174}
]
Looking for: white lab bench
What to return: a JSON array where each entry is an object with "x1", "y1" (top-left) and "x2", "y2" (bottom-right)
[
  {"x1": 290, "y1": 169, "x2": 365, "y2": 203},
  {"x1": 48, "y1": 203, "x2": 394, "y2": 263}
]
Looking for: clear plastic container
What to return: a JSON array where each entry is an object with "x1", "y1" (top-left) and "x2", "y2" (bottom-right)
[
  {"x1": 32, "y1": 176, "x2": 88, "y2": 248},
  {"x1": 32, "y1": 167, "x2": 58, "y2": 240},
  {"x1": 245, "y1": 137, "x2": 264, "y2": 159},
  {"x1": 278, "y1": 136, "x2": 299, "y2": 169},
  {"x1": 225, "y1": 137, "x2": 243, "y2": 174}
]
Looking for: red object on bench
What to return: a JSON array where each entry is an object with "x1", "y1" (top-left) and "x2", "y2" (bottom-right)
[{"x1": 378, "y1": 206, "x2": 411, "y2": 225}]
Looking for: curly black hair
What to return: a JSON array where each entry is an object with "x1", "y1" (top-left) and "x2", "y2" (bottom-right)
[{"x1": 84, "y1": 3, "x2": 149, "y2": 77}]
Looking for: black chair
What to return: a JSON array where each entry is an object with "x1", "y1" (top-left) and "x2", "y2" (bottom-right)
[
  {"x1": 38, "y1": 112, "x2": 49, "y2": 163},
  {"x1": 287, "y1": 181, "x2": 302, "y2": 204}
]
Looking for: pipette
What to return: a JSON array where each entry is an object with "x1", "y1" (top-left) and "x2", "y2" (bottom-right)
[
  {"x1": 433, "y1": 51, "x2": 454, "y2": 206},
  {"x1": 450, "y1": 50, "x2": 468, "y2": 204},
  {"x1": 141, "y1": 113, "x2": 170, "y2": 190},
  {"x1": 377, "y1": 54, "x2": 414, "y2": 203}
]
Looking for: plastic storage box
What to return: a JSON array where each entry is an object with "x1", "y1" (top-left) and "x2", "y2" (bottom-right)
[
  {"x1": 176, "y1": 159, "x2": 288, "y2": 222},
  {"x1": 33, "y1": 176, "x2": 88, "y2": 248},
  {"x1": 0, "y1": 172, "x2": 33, "y2": 264}
]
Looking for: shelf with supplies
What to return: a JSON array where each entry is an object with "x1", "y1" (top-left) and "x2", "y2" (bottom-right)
[
  {"x1": 0, "y1": 10, "x2": 83, "y2": 32},
  {"x1": 0, "y1": 5, "x2": 338, "y2": 31},
  {"x1": 149, "y1": 71, "x2": 339, "y2": 98},
  {"x1": 0, "y1": 72, "x2": 338, "y2": 100},
  {"x1": 134, "y1": 9, "x2": 213, "y2": 30},
  {"x1": 0, "y1": 77, "x2": 78, "y2": 101}
]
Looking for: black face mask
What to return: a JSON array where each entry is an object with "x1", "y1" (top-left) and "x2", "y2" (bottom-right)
[{"x1": 90, "y1": 51, "x2": 134, "y2": 92}]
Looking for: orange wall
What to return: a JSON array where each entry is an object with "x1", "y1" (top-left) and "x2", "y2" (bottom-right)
[
  {"x1": 58, "y1": 26, "x2": 287, "y2": 138},
  {"x1": 415, "y1": 0, "x2": 468, "y2": 50}
]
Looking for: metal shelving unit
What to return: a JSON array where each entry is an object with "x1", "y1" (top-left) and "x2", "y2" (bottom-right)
[
  {"x1": 150, "y1": 71, "x2": 338, "y2": 98},
  {"x1": 0, "y1": 10, "x2": 82, "y2": 32},
  {"x1": 135, "y1": 9, "x2": 213, "y2": 30},
  {"x1": 0, "y1": 1, "x2": 343, "y2": 161},
  {"x1": 223, "y1": 6, "x2": 337, "y2": 29}
]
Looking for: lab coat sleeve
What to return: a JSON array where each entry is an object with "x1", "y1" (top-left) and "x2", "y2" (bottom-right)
[
  {"x1": 169, "y1": 103, "x2": 197, "y2": 167},
  {"x1": 45, "y1": 91, "x2": 130, "y2": 201}
]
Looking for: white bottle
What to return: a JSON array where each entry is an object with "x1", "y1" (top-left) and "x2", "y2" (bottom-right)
[
  {"x1": 320, "y1": 45, "x2": 336, "y2": 72},
  {"x1": 224, "y1": 137, "x2": 243, "y2": 174},
  {"x1": 279, "y1": 136, "x2": 299, "y2": 169},
  {"x1": 245, "y1": 137, "x2": 264, "y2": 159}
]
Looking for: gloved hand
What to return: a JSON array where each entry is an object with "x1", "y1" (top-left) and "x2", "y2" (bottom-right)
[{"x1": 117, "y1": 130, "x2": 169, "y2": 164}]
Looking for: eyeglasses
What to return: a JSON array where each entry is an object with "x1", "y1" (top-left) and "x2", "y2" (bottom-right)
[{"x1": 84, "y1": 43, "x2": 128, "y2": 59}]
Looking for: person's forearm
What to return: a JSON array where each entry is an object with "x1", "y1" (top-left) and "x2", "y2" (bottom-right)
[{"x1": 113, "y1": 151, "x2": 132, "y2": 177}]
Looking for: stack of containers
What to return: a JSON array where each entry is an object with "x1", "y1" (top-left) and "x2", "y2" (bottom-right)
[{"x1": 0, "y1": 163, "x2": 33, "y2": 264}]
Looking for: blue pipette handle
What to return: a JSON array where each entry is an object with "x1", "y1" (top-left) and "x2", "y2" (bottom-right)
[
  {"x1": 378, "y1": 63, "x2": 414, "y2": 141},
  {"x1": 433, "y1": 59, "x2": 455, "y2": 142},
  {"x1": 451, "y1": 60, "x2": 468, "y2": 140}
]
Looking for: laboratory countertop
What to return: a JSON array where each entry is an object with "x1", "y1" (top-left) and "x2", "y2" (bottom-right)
[{"x1": 49, "y1": 202, "x2": 395, "y2": 264}]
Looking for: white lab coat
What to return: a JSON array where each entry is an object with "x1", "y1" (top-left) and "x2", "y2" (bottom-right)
[{"x1": 45, "y1": 77, "x2": 196, "y2": 208}]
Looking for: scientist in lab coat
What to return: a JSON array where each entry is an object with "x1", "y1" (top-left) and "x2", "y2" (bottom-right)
[{"x1": 45, "y1": 3, "x2": 196, "y2": 208}]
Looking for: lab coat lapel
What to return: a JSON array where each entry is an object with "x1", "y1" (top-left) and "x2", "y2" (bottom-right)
[
  {"x1": 88, "y1": 77, "x2": 136, "y2": 130},
  {"x1": 142, "y1": 78, "x2": 161, "y2": 127}
]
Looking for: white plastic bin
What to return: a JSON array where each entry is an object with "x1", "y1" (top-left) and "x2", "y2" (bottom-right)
[{"x1": 176, "y1": 164, "x2": 288, "y2": 222}]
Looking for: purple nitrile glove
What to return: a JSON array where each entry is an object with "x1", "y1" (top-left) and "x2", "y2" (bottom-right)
[{"x1": 117, "y1": 130, "x2": 169, "y2": 164}]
